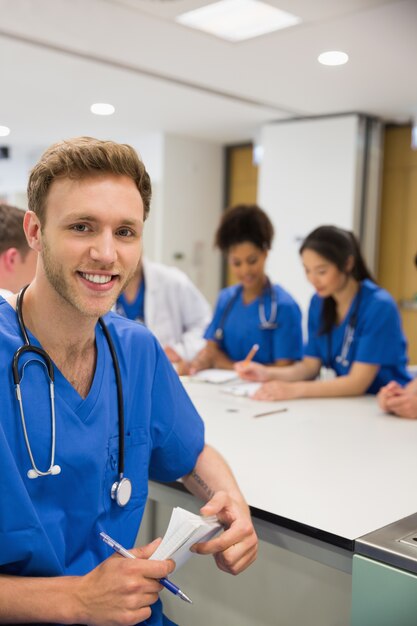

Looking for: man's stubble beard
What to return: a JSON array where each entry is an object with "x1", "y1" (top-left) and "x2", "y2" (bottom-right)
[{"x1": 40, "y1": 236, "x2": 138, "y2": 318}]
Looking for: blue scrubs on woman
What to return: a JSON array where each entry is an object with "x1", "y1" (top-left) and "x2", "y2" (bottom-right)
[
  {"x1": 305, "y1": 279, "x2": 411, "y2": 393},
  {"x1": 0, "y1": 298, "x2": 204, "y2": 626},
  {"x1": 204, "y1": 283, "x2": 303, "y2": 363},
  {"x1": 116, "y1": 278, "x2": 145, "y2": 321}
]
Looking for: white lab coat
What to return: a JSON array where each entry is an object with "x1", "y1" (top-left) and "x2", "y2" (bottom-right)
[
  {"x1": 0, "y1": 288, "x2": 12, "y2": 298},
  {"x1": 128, "y1": 259, "x2": 211, "y2": 361}
]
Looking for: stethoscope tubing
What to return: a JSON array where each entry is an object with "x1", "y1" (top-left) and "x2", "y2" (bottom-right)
[
  {"x1": 14, "y1": 287, "x2": 59, "y2": 478},
  {"x1": 214, "y1": 278, "x2": 278, "y2": 341},
  {"x1": 98, "y1": 318, "x2": 125, "y2": 477},
  {"x1": 15, "y1": 373, "x2": 58, "y2": 478},
  {"x1": 13, "y1": 343, "x2": 55, "y2": 385},
  {"x1": 326, "y1": 285, "x2": 362, "y2": 369},
  {"x1": 13, "y1": 286, "x2": 131, "y2": 505}
]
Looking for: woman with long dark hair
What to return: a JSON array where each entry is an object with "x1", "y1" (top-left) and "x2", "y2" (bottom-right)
[{"x1": 236, "y1": 225, "x2": 411, "y2": 400}]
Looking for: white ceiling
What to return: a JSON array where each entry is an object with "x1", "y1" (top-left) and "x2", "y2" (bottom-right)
[{"x1": 0, "y1": 0, "x2": 416, "y2": 147}]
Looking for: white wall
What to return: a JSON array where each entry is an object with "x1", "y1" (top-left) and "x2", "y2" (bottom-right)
[
  {"x1": 145, "y1": 134, "x2": 223, "y2": 305},
  {"x1": 0, "y1": 132, "x2": 223, "y2": 304},
  {"x1": 257, "y1": 115, "x2": 378, "y2": 320},
  {"x1": 0, "y1": 144, "x2": 45, "y2": 207},
  {"x1": 0, "y1": 134, "x2": 164, "y2": 205}
]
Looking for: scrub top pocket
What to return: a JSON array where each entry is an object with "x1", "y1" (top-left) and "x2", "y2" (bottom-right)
[{"x1": 103, "y1": 427, "x2": 150, "y2": 512}]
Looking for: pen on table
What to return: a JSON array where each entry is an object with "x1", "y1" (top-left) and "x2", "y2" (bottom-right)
[
  {"x1": 243, "y1": 343, "x2": 259, "y2": 365},
  {"x1": 99, "y1": 531, "x2": 193, "y2": 604},
  {"x1": 253, "y1": 407, "x2": 288, "y2": 418}
]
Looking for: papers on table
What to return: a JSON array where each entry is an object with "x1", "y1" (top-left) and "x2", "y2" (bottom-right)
[
  {"x1": 188, "y1": 368, "x2": 261, "y2": 395},
  {"x1": 191, "y1": 368, "x2": 239, "y2": 384},
  {"x1": 149, "y1": 506, "x2": 222, "y2": 569},
  {"x1": 220, "y1": 381, "x2": 261, "y2": 397}
]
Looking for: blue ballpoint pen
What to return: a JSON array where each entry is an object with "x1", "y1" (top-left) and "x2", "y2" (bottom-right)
[{"x1": 99, "y1": 531, "x2": 193, "y2": 604}]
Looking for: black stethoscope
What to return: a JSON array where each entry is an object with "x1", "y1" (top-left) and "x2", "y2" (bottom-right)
[
  {"x1": 327, "y1": 286, "x2": 362, "y2": 369},
  {"x1": 12, "y1": 286, "x2": 132, "y2": 507},
  {"x1": 214, "y1": 278, "x2": 278, "y2": 342}
]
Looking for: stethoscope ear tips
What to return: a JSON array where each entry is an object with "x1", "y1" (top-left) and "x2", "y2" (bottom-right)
[{"x1": 27, "y1": 464, "x2": 61, "y2": 479}]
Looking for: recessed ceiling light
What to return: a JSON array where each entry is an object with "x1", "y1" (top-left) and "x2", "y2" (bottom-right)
[
  {"x1": 90, "y1": 103, "x2": 115, "y2": 116},
  {"x1": 176, "y1": 0, "x2": 301, "y2": 42},
  {"x1": 318, "y1": 51, "x2": 349, "y2": 66},
  {"x1": 0, "y1": 125, "x2": 11, "y2": 137}
]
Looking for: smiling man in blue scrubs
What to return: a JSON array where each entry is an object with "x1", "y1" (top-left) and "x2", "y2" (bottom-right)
[{"x1": 0, "y1": 137, "x2": 257, "y2": 625}]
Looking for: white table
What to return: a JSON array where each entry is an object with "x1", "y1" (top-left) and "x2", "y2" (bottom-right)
[
  {"x1": 183, "y1": 381, "x2": 417, "y2": 543},
  {"x1": 149, "y1": 381, "x2": 417, "y2": 571},
  {"x1": 146, "y1": 381, "x2": 417, "y2": 625}
]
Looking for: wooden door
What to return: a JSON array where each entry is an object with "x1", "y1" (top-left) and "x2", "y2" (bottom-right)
[
  {"x1": 224, "y1": 145, "x2": 258, "y2": 286},
  {"x1": 378, "y1": 126, "x2": 417, "y2": 364}
]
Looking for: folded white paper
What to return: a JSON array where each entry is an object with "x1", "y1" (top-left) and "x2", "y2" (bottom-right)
[{"x1": 149, "y1": 506, "x2": 222, "y2": 569}]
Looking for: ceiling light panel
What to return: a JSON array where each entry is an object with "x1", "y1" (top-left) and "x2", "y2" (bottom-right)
[{"x1": 176, "y1": 0, "x2": 301, "y2": 42}]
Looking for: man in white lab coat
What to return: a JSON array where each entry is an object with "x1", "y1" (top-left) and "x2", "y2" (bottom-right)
[{"x1": 116, "y1": 257, "x2": 211, "y2": 372}]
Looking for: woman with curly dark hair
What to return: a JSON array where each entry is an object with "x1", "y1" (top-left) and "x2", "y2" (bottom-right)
[{"x1": 190, "y1": 204, "x2": 302, "y2": 373}]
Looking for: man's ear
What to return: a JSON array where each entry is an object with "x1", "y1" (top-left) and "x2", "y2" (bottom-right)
[
  {"x1": 2, "y1": 248, "x2": 20, "y2": 272},
  {"x1": 23, "y1": 211, "x2": 42, "y2": 252}
]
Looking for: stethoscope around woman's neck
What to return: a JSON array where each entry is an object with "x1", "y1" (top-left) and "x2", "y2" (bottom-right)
[
  {"x1": 12, "y1": 285, "x2": 132, "y2": 507},
  {"x1": 327, "y1": 284, "x2": 362, "y2": 369},
  {"x1": 214, "y1": 277, "x2": 278, "y2": 342}
]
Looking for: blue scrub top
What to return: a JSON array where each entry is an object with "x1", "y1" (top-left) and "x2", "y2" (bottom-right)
[
  {"x1": 204, "y1": 283, "x2": 303, "y2": 364},
  {"x1": 304, "y1": 279, "x2": 411, "y2": 394},
  {"x1": 116, "y1": 278, "x2": 145, "y2": 322},
  {"x1": 0, "y1": 298, "x2": 204, "y2": 626}
]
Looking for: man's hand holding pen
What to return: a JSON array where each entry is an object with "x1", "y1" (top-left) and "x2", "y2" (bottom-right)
[{"x1": 75, "y1": 538, "x2": 174, "y2": 626}]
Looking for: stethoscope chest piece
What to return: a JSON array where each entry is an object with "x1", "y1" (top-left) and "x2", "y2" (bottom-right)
[
  {"x1": 111, "y1": 476, "x2": 132, "y2": 507},
  {"x1": 14, "y1": 286, "x2": 132, "y2": 506},
  {"x1": 259, "y1": 320, "x2": 278, "y2": 330}
]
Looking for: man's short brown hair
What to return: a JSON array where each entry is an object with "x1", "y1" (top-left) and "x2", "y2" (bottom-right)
[
  {"x1": 27, "y1": 137, "x2": 152, "y2": 224},
  {"x1": 0, "y1": 204, "x2": 30, "y2": 257}
]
